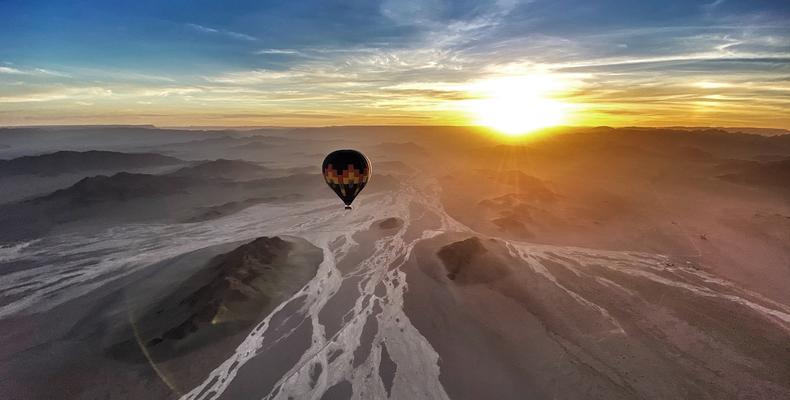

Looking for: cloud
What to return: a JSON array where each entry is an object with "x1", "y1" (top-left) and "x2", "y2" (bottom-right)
[
  {"x1": 41, "y1": 3, "x2": 787, "y2": 126},
  {"x1": 136, "y1": 87, "x2": 203, "y2": 97},
  {"x1": 92, "y1": 71, "x2": 175, "y2": 83},
  {"x1": 0, "y1": 66, "x2": 69, "y2": 77},
  {"x1": 254, "y1": 49, "x2": 301, "y2": 55},
  {"x1": 204, "y1": 70, "x2": 299, "y2": 84},
  {"x1": 702, "y1": 0, "x2": 726, "y2": 14},
  {"x1": 186, "y1": 23, "x2": 257, "y2": 41},
  {"x1": 32, "y1": 68, "x2": 71, "y2": 78},
  {"x1": 0, "y1": 66, "x2": 71, "y2": 78},
  {"x1": 380, "y1": 0, "x2": 445, "y2": 25},
  {"x1": 3, "y1": 0, "x2": 789, "y2": 127},
  {"x1": 0, "y1": 66, "x2": 24, "y2": 74},
  {"x1": 0, "y1": 87, "x2": 112, "y2": 103}
]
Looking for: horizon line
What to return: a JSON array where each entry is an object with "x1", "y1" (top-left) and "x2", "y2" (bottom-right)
[{"x1": 1, "y1": 124, "x2": 789, "y2": 133}]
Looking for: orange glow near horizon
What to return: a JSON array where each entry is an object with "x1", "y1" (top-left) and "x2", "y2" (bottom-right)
[
  {"x1": 461, "y1": 74, "x2": 578, "y2": 136},
  {"x1": 1, "y1": 68, "x2": 788, "y2": 130}
]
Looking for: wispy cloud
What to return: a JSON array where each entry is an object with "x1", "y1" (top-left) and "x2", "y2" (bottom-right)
[
  {"x1": 204, "y1": 70, "x2": 299, "y2": 84},
  {"x1": 0, "y1": 66, "x2": 69, "y2": 77},
  {"x1": 0, "y1": 87, "x2": 112, "y2": 103},
  {"x1": 0, "y1": 66, "x2": 24, "y2": 74},
  {"x1": 702, "y1": 0, "x2": 726, "y2": 14},
  {"x1": 186, "y1": 23, "x2": 257, "y2": 41},
  {"x1": 254, "y1": 49, "x2": 300, "y2": 55},
  {"x1": 32, "y1": 68, "x2": 71, "y2": 78}
]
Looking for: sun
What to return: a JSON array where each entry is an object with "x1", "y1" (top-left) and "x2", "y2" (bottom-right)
[{"x1": 465, "y1": 75, "x2": 570, "y2": 136}]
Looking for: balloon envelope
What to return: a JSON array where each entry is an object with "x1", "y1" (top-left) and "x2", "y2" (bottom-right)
[{"x1": 322, "y1": 149, "x2": 371, "y2": 209}]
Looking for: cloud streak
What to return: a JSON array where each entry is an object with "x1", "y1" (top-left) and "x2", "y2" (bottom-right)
[{"x1": 186, "y1": 23, "x2": 257, "y2": 41}]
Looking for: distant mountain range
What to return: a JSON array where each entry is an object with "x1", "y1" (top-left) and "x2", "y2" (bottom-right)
[
  {"x1": 0, "y1": 150, "x2": 183, "y2": 177},
  {"x1": 34, "y1": 172, "x2": 196, "y2": 204},
  {"x1": 0, "y1": 126, "x2": 229, "y2": 155},
  {"x1": 169, "y1": 159, "x2": 268, "y2": 180},
  {"x1": 664, "y1": 126, "x2": 790, "y2": 136},
  {"x1": 0, "y1": 155, "x2": 338, "y2": 242}
]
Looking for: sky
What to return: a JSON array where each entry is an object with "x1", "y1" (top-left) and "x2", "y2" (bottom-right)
[{"x1": 0, "y1": 0, "x2": 788, "y2": 128}]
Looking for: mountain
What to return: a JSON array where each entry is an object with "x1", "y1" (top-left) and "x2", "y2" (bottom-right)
[
  {"x1": 0, "y1": 172, "x2": 198, "y2": 241},
  {"x1": 168, "y1": 159, "x2": 269, "y2": 180},
  {"x1": 0, "y1": 150, "x2": 183, "y2": 177},
  {"x1": 0, "y1": 126, "x2": 229, "y2": 155},
  {"x1": 1, "y1": 126, "x2": 789, "y2": 400},
  {"x1": 34, "y1": 172, "x2": 195, "y2": 204},
  {"x1": 369, "y1": 142, "x2": 429, "y2": 158},
  {"x1": 474, "y1": 170, "x2": 557, "y2": 201},
  {"x1": 667, "y1": 126, "x2": 790, "y2": 136},
  {"x1": 139, "y1": 237, "x2": 321, "y2": 355},
  {"x1": 0, "y1": 166, "x2": 334, "y2": 242},
  {"x1": 104, "y1": 236, "x2": 323, "y2": 393},
  {"x1": 403, "y1": 234, "x2": 790, "y2": 400},
  {"x1": 719, "y1": 158, "x2": 790, "y2": 190}
]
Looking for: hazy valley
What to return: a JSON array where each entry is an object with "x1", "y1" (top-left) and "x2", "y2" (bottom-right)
[{"x1": 0, "y1": 125, "x2": 788, "y2": 400}]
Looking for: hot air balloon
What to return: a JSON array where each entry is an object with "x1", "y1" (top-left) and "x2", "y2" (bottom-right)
[{"x1": 322, "y1": 149, "x2": 371, "y2": 210}]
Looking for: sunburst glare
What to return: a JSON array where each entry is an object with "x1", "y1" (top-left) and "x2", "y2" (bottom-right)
[{"x1": 464, "y1": 74, "x2": 573, "y2": 136}]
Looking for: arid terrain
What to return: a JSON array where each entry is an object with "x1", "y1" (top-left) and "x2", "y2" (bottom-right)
[{"x1": 0, "y1": 125, "x2": 789, "y2": 399}]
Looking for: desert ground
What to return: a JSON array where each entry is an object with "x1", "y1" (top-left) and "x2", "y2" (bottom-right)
[{"x1": 0, "y1": 125, "x2": 788, "y2": 399}]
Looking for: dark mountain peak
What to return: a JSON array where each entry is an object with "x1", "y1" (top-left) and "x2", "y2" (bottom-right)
[
  {"x1": 437, "y1": 237, "x2": 511, "y2": 284},
  {"x1": 439, "y1": 237, "x2": 487, "y2": 261},
  {"x1": 217, "y1": 236, "x2": 292, "y2": 271}
]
